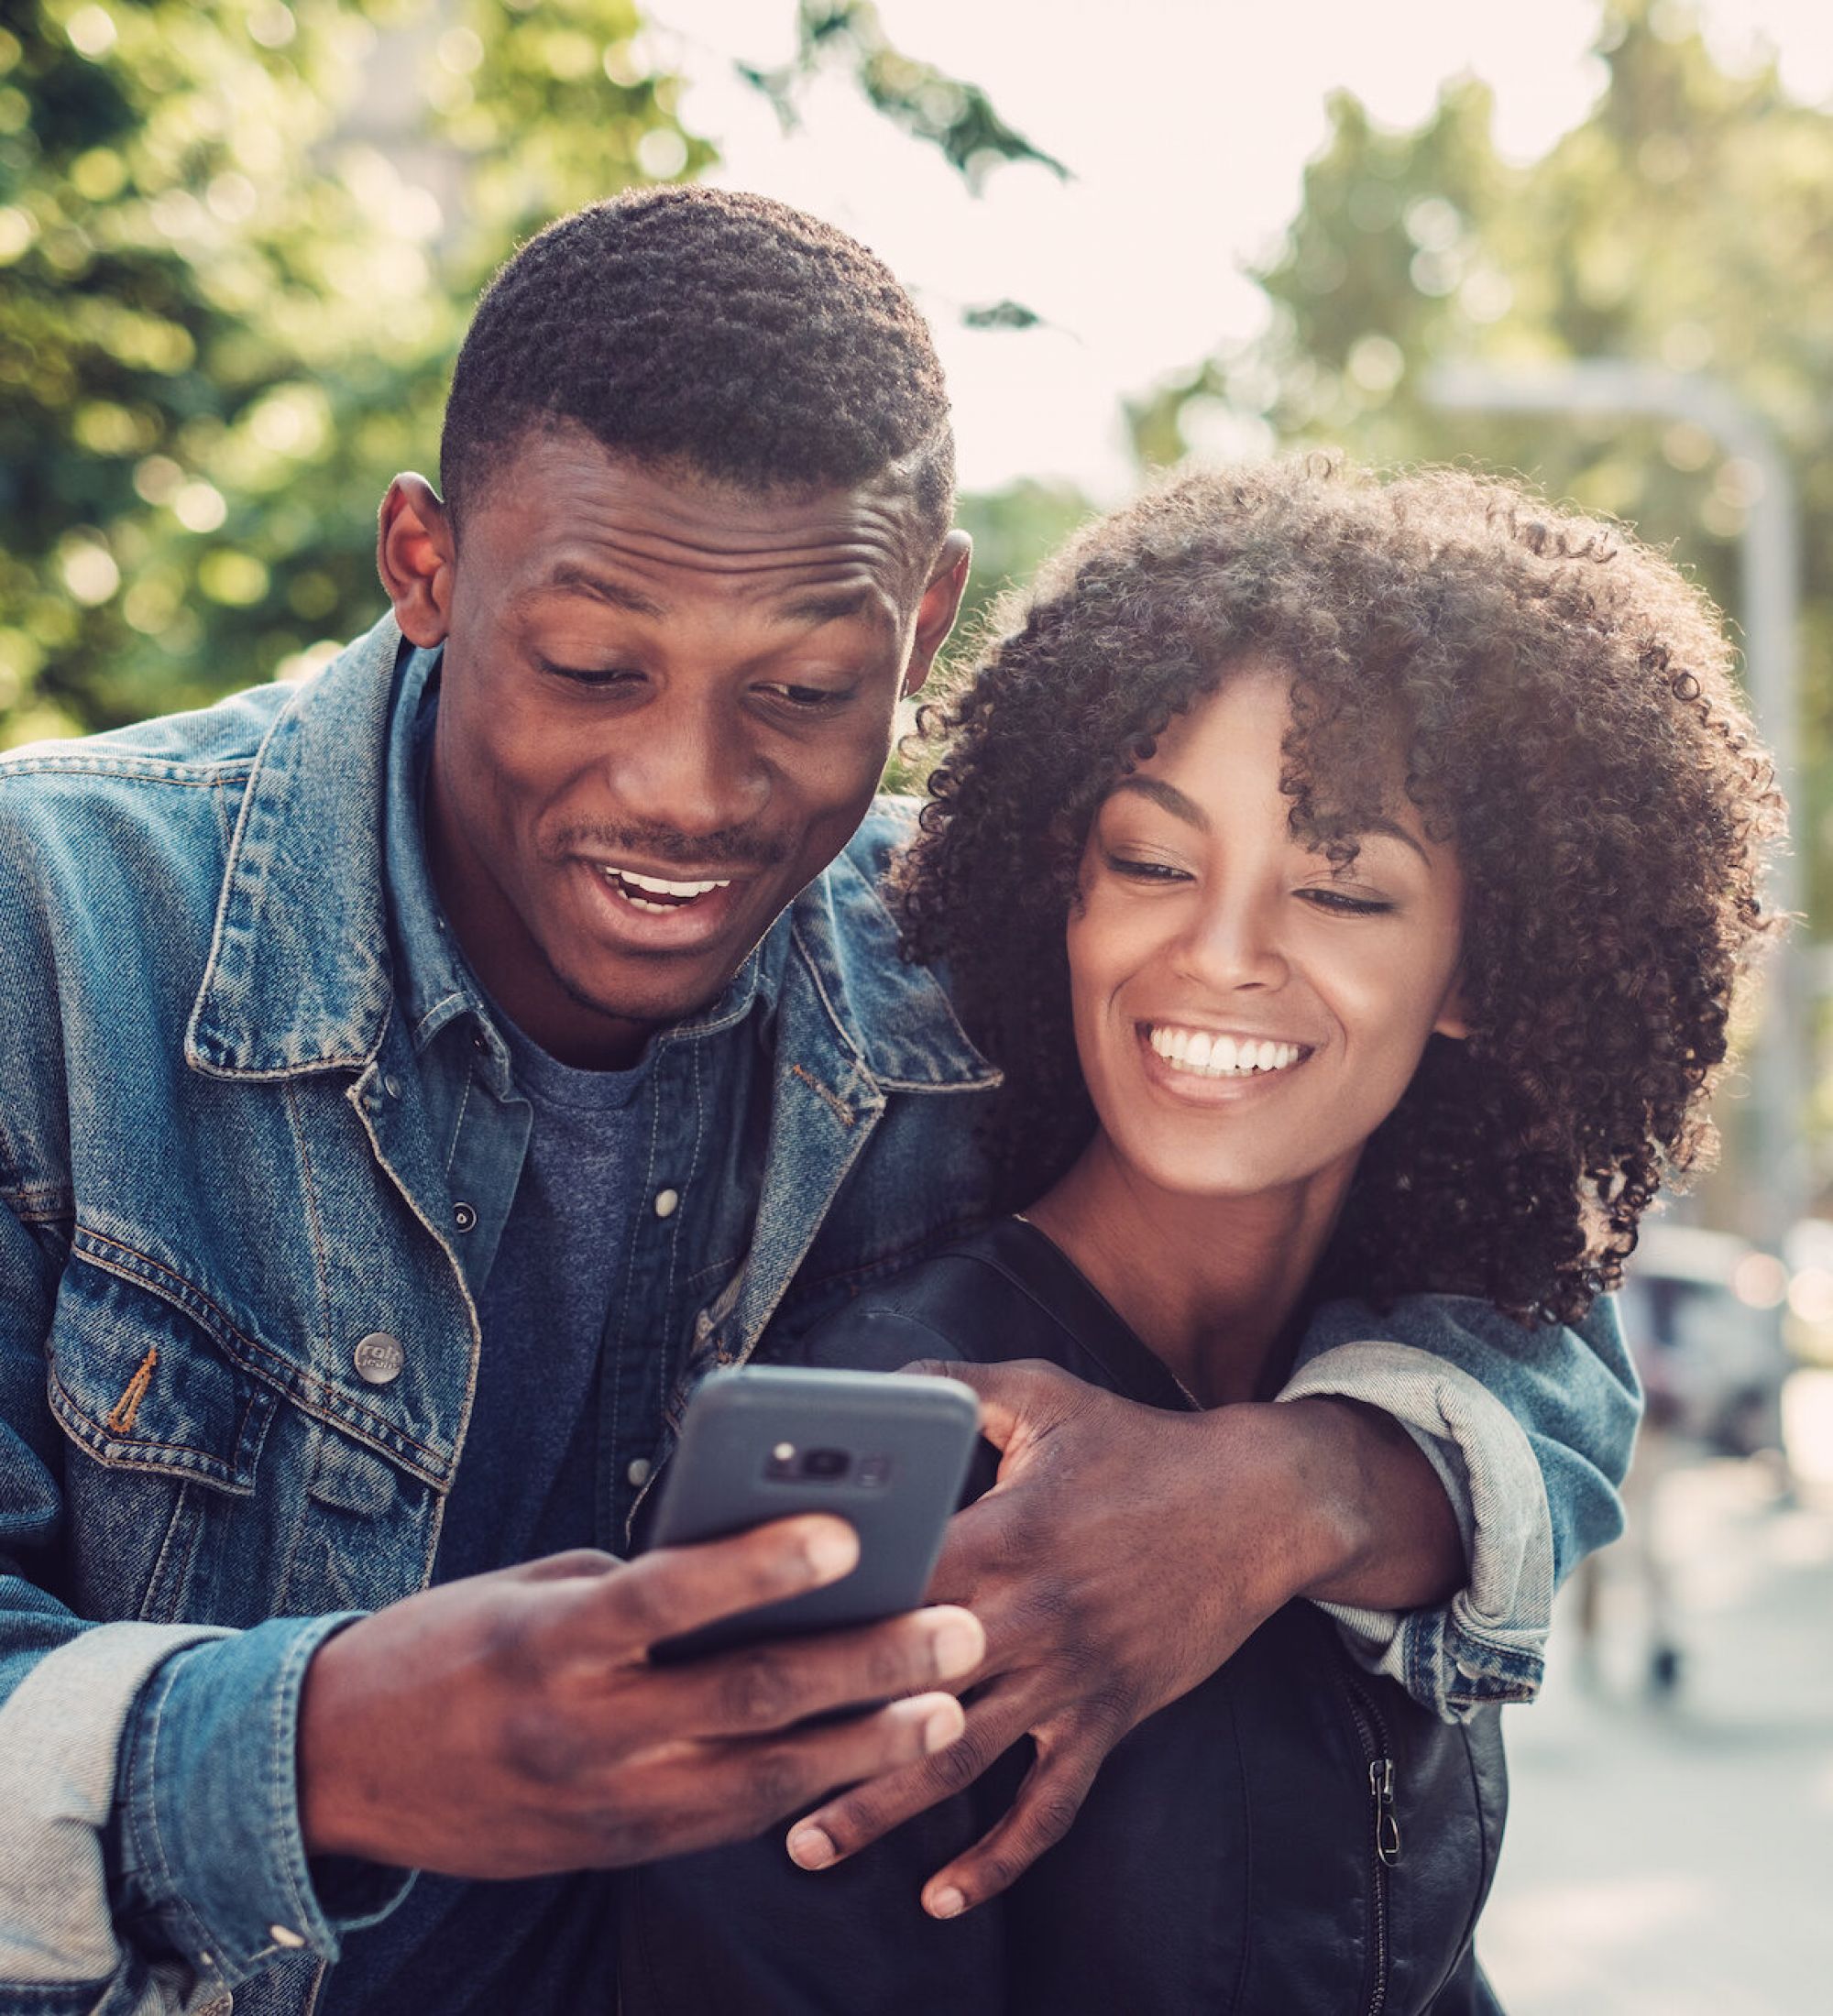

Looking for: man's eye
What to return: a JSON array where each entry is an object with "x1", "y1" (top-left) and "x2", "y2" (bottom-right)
[
  {"x1": 536, "y1": 657, "x2": 641, "y2": 688},
  {"x1": 758, "y1": 683, "x2": 852, "y2": 710}
]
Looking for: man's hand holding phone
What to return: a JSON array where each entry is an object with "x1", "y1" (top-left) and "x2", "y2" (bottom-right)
[{"x1": 296, "y1": 1517, "x2": 982, "y2": 1880}]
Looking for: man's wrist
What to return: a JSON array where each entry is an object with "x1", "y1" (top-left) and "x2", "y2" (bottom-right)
[
  {"x1": 297, "y1": 1610, "x2": 390, "y2": 1864},
  {"x1": 1204, "y1": 1398, "x2": 1379, "y2": 1607},
  {"x1": 1263, "y1": 1394, "x2": 1465, "y2": 1608}
]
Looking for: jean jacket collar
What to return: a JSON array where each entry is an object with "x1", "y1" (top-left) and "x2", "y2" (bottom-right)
[{"x1": 182, "y1": 613, "x2": 997, "y2": 1098}]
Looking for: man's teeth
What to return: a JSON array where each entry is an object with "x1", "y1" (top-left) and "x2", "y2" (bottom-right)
[
  {"x1": 600, "y1": 866, "x2": 731, "y2": 912},
  {"x1": 1147, "y1": 1027, "x2": 1302, "y2": 1077}
]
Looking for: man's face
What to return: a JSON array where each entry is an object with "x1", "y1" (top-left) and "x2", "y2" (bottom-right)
[{"x1": 381, "y1": 429, "x2": 968, "y2": 1067}]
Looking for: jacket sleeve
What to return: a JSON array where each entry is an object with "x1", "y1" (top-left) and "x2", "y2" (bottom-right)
[
  {"x1": 0, "y1": 1188, "x2": 218, "y2": 2013},
  {"x1": 1280, "y1": 1294, "x2": 1641, "y2": 1721},
  {"x1": 0, "y1": 1190, "x2": 404, "y2": 2011}
]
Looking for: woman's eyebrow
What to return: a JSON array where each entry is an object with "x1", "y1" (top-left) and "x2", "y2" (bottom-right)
[
  {"x1": 1335, "y1": 815, "x2": 1431, "y2": 866},
  {"x1": 1109, "y1": 775, "x2": 1210, "y2": 830},
  {"x1": 1111, "y1": 777, "x2": 1432, "y2": 867}
]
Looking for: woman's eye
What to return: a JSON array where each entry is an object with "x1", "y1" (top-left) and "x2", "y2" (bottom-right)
[
  {"x1": 1300, "y1": 886, "x2": 1394, "y2": 915},
  {"x1": 1103, "y1": 850, "x2": 1191, "y2": 883}
]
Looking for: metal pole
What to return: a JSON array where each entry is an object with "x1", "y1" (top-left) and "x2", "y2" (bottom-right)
[{"x1": 1426, "y1": 363, "x2": 1806, "y2": 1252}]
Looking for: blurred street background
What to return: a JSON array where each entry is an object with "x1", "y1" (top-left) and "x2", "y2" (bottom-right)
[
  {"x1": 5, "y1": 0, "x2": 1832, "y2": 2002},
  {"x1": 1485, "y1": 1384, "x2": 1833, "y2": 2013}
]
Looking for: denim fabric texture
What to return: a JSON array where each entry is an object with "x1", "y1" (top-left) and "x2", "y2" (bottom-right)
[
  {"x1": 0, "y1": 613, "x2": 1638, "y2": 2016},
  {"x1": 0, "y1": 616, "x2": 1001, "y2": 2015},
  {"x1": 1286, "y1": 1300, "x2": 1638, "y2": 1713}
]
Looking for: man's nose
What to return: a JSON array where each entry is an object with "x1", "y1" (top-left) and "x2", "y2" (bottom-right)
[
  {"x1": 1173, "y1": 885, "x2": 1290, "y2": 993},
  {"x1": 606, "y1": 683, "x2": 765, "y2": 840}
]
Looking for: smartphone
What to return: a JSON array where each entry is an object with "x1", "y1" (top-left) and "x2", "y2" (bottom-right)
[{"x1": 644, "y1": 1364, "x2": 980, "y2": 1663}]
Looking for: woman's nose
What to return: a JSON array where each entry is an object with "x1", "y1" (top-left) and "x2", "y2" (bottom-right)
[{"x1": 1173, "y1": 886, "x2": 1290, "y2": 992}]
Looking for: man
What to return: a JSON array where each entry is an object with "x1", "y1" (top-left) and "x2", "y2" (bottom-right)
[{"x1": 0, "y1": 190, "x2": 1636, "y2": 2014}]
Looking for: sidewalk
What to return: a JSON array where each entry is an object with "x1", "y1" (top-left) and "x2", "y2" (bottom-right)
[{"x1": 1480, "y1": 1448, "x2": 1833, "y2": 2015}]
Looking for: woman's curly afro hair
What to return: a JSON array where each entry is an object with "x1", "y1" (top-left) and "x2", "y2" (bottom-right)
[{"x1": 898, "y1": 458, "x2": 1784, "y2": 1326}]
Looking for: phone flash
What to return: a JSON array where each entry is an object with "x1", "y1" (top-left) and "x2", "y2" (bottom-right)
[{"x1": 772, "y1": 1441, "x2": 796, "y2": 1463}]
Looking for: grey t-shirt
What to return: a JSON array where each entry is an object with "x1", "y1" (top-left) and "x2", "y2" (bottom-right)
[{"x1": 324, "y1": 1017, "x2": 658, "y2": 2015}]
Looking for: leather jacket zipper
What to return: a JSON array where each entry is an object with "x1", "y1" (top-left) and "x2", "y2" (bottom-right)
[{"x1": 1344, "y1": 1676, "x2": 1401, "y2": 2016}]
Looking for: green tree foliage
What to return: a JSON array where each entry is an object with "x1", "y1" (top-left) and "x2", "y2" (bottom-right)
[
  {"x1": 740, "y1": 0, "x2": 1067, "y2": 193},
  {"x1": 1130, "y1": 0, "x2": 1833, "y2": 917},
  {"x1": 2, "y1": 0, "x2": 1068, "y2": 749},
  {"x1": 0, "y1": 0, "x2": 702, "y2": 746}
]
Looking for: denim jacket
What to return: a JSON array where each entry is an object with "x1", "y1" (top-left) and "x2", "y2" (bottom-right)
[{"x1": 0, "y1": 616, "x2": 1637, "y2": 2016}]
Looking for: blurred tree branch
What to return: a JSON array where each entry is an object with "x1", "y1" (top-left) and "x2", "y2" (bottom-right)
[{"x1": 738, "y1": 0, "x2": 1068, "y2": 192}]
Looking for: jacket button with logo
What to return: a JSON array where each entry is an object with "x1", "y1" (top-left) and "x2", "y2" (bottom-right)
[{"x1": 353, "y1": 1332, "x2": 406, "y2": 1385}]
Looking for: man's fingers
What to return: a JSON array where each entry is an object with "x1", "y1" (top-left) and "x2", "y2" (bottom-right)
[
  {"x1": 672, "y1": 1605, "x2": 984, "y2": 1737},
  {"x1": 918, "y1": 1730, "x2": 1106, "y2": 1920},
  {"x1": 926, "y1": 1486, "x2": 1044, "y2": 1616},
  {"x1": 900, "y1": 1357, "x2": 1080, "y2": 1455},
  {"x1": 515, "y1": 1548, "x2": 623, "y2": 1585},
  {"x1": 784, "y1": 1682, "x2": 1032, "y2": 1871},
  {"x1": 675, "y1": 1691, "x2": 970, "y2": 1857},
  {"x1": 565, "y1": 1515, "x2": 862, "y2": 1655}
]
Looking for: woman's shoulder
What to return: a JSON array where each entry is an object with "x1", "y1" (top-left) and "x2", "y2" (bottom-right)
[{"x1": 780, "y1": 1219, "x2": 1190, "y2": 1408}]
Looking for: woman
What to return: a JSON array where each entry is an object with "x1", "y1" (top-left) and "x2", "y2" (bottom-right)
[{"x1": 622, "y1": 459, "x2": 1782, "y2": 2013}]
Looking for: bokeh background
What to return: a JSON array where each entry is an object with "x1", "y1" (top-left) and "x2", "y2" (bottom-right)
[{"x1": 4, "y1": 2, "x2": 1829, "y2": 2007}]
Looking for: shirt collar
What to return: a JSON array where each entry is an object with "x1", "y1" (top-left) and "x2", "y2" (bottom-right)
[{"x1": 185, "y1": 614, "x2": 989, "y2": 1091}]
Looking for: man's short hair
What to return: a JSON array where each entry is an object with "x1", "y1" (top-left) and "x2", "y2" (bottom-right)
[{"x1": 441, "y1": 187, "x2": 955, "y2": 553}]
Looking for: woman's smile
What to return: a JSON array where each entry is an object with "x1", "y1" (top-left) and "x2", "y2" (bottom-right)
[
  {"x1": 1066, "y1": 663, "x2": 1467, "y2": 1209},
  {"x1": 1141, "y1": 1023, "x2": 1310, "y2": 1080}
]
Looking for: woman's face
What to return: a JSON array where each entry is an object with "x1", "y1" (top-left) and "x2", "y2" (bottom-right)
[{"x1": 1067, "y1": 663, "x2": 1467, "y2": 1206}]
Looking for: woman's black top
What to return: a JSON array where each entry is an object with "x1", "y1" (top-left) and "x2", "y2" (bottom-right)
[{"x1": 621, "y1": 1219, "x2": 1508, "y2": 2016}]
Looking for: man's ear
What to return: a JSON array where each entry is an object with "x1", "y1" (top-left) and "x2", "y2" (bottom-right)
[
  {"x1": 1433, "y1": 973, "x2": 1471, "y2": 1043},
  {"x1": 378, "y1": 474, "x2": 456, "y2": 649},
  {"x1": 902, "y1": 530, "x2": 973, "y2": 699}
]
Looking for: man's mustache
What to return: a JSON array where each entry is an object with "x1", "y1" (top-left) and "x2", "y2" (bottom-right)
[{"x1": 547, "y1": 823, "x2": 788, "y2": 871}]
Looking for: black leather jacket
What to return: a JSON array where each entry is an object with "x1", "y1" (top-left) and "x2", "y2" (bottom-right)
[{"x1": 623, "y1": 1220, "x2": 1508, "y2": 2015}]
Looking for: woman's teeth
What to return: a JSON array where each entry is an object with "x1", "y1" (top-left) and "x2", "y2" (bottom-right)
[
  {"x1": 601, "y1": 867, "x2": 731, "y2": 913},
  {"x1": 1147, "y1": 1026, "x2": 1301, "y2": 1078}
]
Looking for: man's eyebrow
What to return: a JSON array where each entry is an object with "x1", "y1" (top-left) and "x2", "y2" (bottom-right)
[
  {"x1": 1108, "y1": 775, "x2": 1211, "y2": 831},
  {"x1": 512, "y1": 571, "x2": 884, "y2": 630},
  {"x1": 519, "y1": 564, "x2": 664, "y2": 618},
  {"x1": 772, "y1": 586, "x2": 885, "y2": 628}
]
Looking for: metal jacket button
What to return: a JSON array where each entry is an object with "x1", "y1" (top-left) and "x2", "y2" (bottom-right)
[
  {"x1": 353, "y1": 1332, "x2": 405, "y2": 1385},
  {"x1": 453, "y1": 1201, "x2": 477, "y2": 1233}
]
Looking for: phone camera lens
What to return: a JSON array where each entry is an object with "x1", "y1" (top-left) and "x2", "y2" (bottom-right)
[{"x1": 801, "y1": 1447, "x2": 851, "y2": 1480}]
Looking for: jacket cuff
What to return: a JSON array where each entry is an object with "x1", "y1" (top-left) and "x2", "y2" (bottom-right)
[
  {"x1": 114, "y1": 1616, "x2": 413, "y2": 1987},
  {"x1": 1276, "y1": 1340, "x2": 1556, "y2": 1721},
  {"x1": 0, "y1": 1618, "x2": 237, "y2": 1993}
]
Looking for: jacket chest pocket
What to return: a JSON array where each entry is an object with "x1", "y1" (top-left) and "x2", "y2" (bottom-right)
[{"x1": 46, "y1": 1252, "x2": 279, "y2": 1625}]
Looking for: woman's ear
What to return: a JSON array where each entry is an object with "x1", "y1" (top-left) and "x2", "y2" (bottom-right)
[{"x1": 1433, "y1": 973, "x2": 1471, "y2": 1043}]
